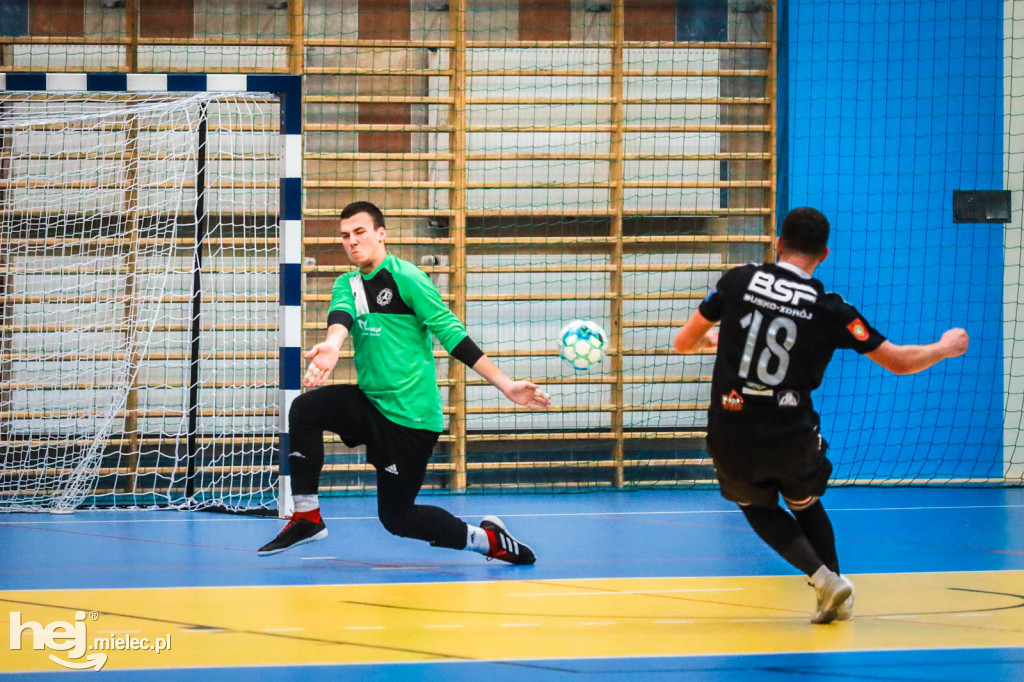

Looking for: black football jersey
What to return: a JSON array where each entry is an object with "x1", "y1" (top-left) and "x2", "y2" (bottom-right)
[{"x1": 698, "y1": 262, "x2": 886, "y2": 443}]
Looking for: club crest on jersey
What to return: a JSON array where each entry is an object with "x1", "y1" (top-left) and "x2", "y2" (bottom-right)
[
  {"x1": 748, "y1": 271, "x2": 817, "y2": 306},
  {"x1": 847, "y1": 318, "x2": 869, "y2": 341},
  {"x1": 777, "y1": 390, "x2": 800, "y2": 407},
  {"x1": 722, "y1": 390, "x2": 744, "y2": 411},
  {"x1": 376, "y1": 287, "x2": 393, "y2": 307}
]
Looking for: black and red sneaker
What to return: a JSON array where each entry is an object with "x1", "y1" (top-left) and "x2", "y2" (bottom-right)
[
  {"x1": 480, "y1": 515, "x2": 536, "y2": 565},
  {"x1": 257, "y1": 515, "x2": 328, "y2": 557}
]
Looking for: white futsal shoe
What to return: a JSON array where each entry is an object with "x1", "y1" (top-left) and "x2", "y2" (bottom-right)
[
  {"x1": 811, "y1": 570, "x2": 854, "y2": 625},
  {"x1": 835, "y1": 590, "x2": 855, "y2": 621}
]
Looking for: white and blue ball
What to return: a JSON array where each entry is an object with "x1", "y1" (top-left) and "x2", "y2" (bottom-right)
[{"x1": 558, "y1": 319, "x2": 607, "y2": 371}]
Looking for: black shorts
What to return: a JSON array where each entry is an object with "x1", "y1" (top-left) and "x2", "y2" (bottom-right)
[
  {"x1": 300, "y1": 384, "x2": 440, "y2": 482},
  {"x1": 289, "y1": 385, "x2": 465, "y2": 548},
  {"x1": 705, "y1": 430, "x2": 832, "y2": 508}
]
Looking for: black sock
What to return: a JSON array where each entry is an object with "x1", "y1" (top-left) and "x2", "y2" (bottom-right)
[
  {"x1": 792, "y1": 499, "x2": 840, "y2": 574},
  {"x1": 287, "y1": 452, "x2": 322, "y2": 496},
  {"x1": 740, "y1": 504, "x2": 823, "y2": 577}
]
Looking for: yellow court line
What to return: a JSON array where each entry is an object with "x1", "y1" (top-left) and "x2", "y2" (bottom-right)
[{"x1": 2, "y1": 570, "x2": 1023, "y2": 673}]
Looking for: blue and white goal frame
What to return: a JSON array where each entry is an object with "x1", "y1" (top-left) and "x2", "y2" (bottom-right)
[{"x1": 1, "y1": 73, "x2": 302, "y2": 517}]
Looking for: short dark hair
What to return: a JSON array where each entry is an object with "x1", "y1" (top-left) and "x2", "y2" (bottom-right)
[
  {"x1": 340, "y1": 201, "x2": 386, "y2": 229},
  {"x1": 780, "y1": 207, "x2": 830, "y2": 256}
]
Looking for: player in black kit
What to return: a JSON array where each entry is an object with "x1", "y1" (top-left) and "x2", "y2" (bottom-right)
[{"x1": 674, "y1": 207, "x2": 969, "y2": 624}]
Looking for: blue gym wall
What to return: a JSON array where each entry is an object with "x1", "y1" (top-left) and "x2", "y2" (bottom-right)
[{"x1": 781, "y1": 0, "x2": 1004, "y2": 480}]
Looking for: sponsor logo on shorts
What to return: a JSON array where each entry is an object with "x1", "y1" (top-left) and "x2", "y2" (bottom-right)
[
  {"x1": 722, "y1": 390, "x2": 744, "y2": 411},
  {"x1": 847, "y1": 318, "x2": 869, "y2": 341},
  {"x1": 777, "y1": 390, "x2": 800, "y2": 407},
  {"x1": 384, "y1": 464, "x2": 399, "y2": 475}
]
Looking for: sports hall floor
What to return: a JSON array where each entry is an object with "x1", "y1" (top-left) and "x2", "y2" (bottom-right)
[{"x1": 2, "y1": 487, "x2": 1023, "y2": 680}]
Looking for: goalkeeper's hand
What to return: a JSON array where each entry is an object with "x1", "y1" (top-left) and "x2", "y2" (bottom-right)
[
  {"x1": 503, "y1": 381, "x2": 552, "y2": 412},
  {"x1": 303, "y1": 342, "x2": 341, "y2": 388}
]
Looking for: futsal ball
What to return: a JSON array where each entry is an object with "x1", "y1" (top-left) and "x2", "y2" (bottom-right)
[{"x1": 559, "y1": 319, "x2": 607, "y2": 371}]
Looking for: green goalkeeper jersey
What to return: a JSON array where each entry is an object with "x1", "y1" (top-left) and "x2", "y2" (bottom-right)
[{"x1": 327, "y1": 252, "x2": 469, "y2": 432}]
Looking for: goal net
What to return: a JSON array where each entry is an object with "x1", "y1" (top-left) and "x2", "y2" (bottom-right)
[{"x1": 0, "y1": 89, "x2": 282, "y2": 512}]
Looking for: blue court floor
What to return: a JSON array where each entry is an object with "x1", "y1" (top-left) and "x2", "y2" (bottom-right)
[{"x1": 2, "y1": 487, "x2": 1023, "y2": 679}]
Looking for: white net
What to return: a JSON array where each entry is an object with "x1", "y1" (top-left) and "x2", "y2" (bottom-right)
[{"x1": 0, "y1": 90, "x2": 281, "y2": 512}]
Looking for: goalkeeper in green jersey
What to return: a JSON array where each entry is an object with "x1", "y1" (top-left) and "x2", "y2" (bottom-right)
[{"x1": 258, "y1": 201, "x2": 551, "y2": 564}]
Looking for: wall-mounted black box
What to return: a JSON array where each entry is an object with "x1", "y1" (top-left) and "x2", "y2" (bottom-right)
[{"x1": 953, "y1": 190, "x2": 1011, "y2": 223}]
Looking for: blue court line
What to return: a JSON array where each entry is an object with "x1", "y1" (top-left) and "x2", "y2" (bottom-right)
[
  {"x1": 3, "y1": 500, "x2": 1024, "y2": 526},
  {"x1": 1, "y1": 488, "x2": 1023, "y2": 591},
  {"x1": 4, "y1": 647, "x2": 1023, "y2": 681}
]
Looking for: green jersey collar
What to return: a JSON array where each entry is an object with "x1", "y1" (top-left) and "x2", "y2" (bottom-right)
[{"x1": 361, "y1": 252, "x2": 392, "y2": 279}]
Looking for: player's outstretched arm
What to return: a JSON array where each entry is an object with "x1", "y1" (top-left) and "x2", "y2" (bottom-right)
[
  {"x1": 303, "y1": 323, "x2": 349, "y2": 387},
  {"x1": 673, "y1": 311, "x2": 719, "y2": 354},
  {"x1": 865, "y1": 327, "x2": 969, "y2": 375},
  {"x1": 470, "y1": 355, "x2": 551, "y2": 411}
]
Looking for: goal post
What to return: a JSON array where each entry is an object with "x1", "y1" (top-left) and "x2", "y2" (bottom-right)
[{"x1": 0, "y1": 73, "x2": 302, "y2": 516}]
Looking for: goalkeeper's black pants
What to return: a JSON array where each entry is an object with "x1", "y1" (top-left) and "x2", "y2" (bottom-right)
[{"x1": 287, "y1": 385, "x2": 468, "y2": 550}]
